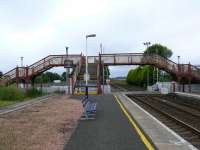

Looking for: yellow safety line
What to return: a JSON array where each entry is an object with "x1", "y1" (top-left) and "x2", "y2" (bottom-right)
[
  {"x1": 113, "y1": 94, "x2": 155, "y2": 150},
  {"x1": 74, "y1": 92, "x2": 98, "y2": 95}
]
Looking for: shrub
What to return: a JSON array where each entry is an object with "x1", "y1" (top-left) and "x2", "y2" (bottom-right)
[
  {"x1": 26, "y1": 88, "x2": 43, "y2": 98},
  {"x1": 0, "y1": 86, "x2": 25, "y2": 101}
]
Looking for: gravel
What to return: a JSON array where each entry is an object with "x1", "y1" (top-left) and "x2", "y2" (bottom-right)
[{"x1": 0, "y1": 95, "x2": 83, "y2": 150}]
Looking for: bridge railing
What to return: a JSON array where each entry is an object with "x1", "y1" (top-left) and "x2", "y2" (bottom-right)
[
  {"x1": 191, "y1": 65, "x2": 200, "y2": 80},
  {"x1": 88, "y1": 56, "x2": 99, "y2": 63},
  {"x1": 2, "y1": 53, "x2": 200, "y2": 85},
  {"x1": 1, "y1": 54, "x2": 82, "y2": 83},
  {"x1": 145, "y1": 54, "x2": 177, "y2": 74},
  {"x1": 100, "y1": 53, "x2": 196, "y2": 77},
  {"x1": 29, "y1": 55, "x2": 81, "y2": 76},
  {"x1": 1, "y1": 68, "x2": 17, "y2": 81},
  {"x1": 142, "y1": 54, "x2": 196, "y2": 76},
  {"x1": 100, "y1": 53, "x2": 144, "y2": 65}
]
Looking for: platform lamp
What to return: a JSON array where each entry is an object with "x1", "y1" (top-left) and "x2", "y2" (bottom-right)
[
  {"x1": 177, "y1": 56, "x2": 180, "y2": 64},
  {"x1": 143, "y1": 42, "x2": 151, "y2": 87},
  {"x1": 85, "y1": 34, "x2": 96, "y2": 98},
  {"x1": 177, "y1": 55, "x2": 180, "y2": 75}
]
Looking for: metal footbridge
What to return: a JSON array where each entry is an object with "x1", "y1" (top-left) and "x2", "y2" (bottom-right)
[{"x1": 1, "y1": 53, "x2": 200, "y2": 94}]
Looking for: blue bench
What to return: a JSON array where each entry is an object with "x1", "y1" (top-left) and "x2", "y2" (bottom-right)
[{"x1": 81, "y1": 96, "x2": 97, "y2": 120}]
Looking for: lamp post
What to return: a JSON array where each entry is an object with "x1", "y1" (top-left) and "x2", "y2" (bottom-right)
[
  {"x1": 20, "y1": 56, "x2": 24, "y2": 67},
  {"x1": 177, "y1": 55, "x2": 180, "y2": 74},
  {"x1": 177, "y1": 56, "x2": 180, "y2": 64},
  {"x1": 100, "y1": 43, "x2": 103, "y2": 54},
  {"x1": 143, "y1": 42, "x2": 151, "y2": 48},
  {"x1": 143, "y1": 42, "x2": 151, "y2": 87},
  {"x1": 85, "y1": 34, "x2": 96, "y2": 98}
]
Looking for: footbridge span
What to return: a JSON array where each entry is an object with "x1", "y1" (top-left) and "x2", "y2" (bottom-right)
[{"x1": 1, "y1": 53, "x2": 200, "y2": 94}]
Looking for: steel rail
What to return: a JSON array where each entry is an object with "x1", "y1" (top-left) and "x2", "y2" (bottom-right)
[
  {"x1": 131, "y1": 96, "x2": 200, "y2": 137},
  {"x1": 149, "y1": 96, "x2": 200, "y2": 118}
]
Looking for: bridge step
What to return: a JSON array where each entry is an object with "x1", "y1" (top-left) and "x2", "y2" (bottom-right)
[
  {"x1": 74, "y1": 62, "x2": 99, "y2": 95},
  {"x1": 74, "y1": 86, "x2": 98, "y2": 95}
]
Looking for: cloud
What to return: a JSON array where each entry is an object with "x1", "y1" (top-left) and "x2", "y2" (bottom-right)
[{"x1": 0, "y1": 0, "x2": 200, "y2": 76}]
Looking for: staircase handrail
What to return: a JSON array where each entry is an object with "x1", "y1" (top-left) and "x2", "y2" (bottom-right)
[
  {"x1": 2, "y1": 53, "x2": 200, "y2": 85},
  {"x1": 72, "y1": 54, "x2": 83, "y2": 92},
  {"x1": 1, "y1": 54, "x2": 82, "y2": 81}
]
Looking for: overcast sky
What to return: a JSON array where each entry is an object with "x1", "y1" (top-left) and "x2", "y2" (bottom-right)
[{"x1": 0, "y1": 0, "x2": 200, "y2": 77}]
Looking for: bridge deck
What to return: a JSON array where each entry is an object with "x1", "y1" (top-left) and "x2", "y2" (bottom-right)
[{"x1": 64, "y1": 94, "x2": 147, "y2": 150}]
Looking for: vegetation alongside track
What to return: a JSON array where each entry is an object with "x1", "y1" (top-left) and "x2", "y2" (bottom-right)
[
  {"x1": 111, "y1": 79, "x2": 145, "y2": 91},
  {"x1": 126, "y1": 44, "x2": 173, "y2": 87},
  {"x1": 0, "y1": 86, "x2": 44, "y2": 107}
]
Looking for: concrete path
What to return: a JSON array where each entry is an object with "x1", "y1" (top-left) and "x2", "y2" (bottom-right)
[{"x1": 64, "y1": 94, "x2": 147, "y2": 150}]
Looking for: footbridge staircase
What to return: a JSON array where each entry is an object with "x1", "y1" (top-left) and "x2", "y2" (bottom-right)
[{"x1": 1, "y1": 53, "x2": 200, "y2": 94}]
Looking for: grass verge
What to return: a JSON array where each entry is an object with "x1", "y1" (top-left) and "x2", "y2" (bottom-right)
[
  {"x1": 111, "y1": 79, "x2": 145, "y2": 91},
  {"x1": 0, "y1": 86, "x2": 45, "y2": 108}
]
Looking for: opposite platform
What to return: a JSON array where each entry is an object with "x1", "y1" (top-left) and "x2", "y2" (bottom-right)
[
  {"x1": 116, "y1": 92, "x2": 197, "y2": 150},
  {"x1": 64, "y1": 94, "x2": 148, "y2": 150}
]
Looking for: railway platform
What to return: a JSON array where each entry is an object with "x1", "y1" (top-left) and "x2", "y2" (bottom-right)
[
  {"x1": 116, "y1": 92, "x2": 197, "y2": 150},
  {"x1": 64, "y1": 94, "x2": 149, "y2": 150},
  {"x1": 175, "y1": 92, "x2": 200, "y2": 99}
]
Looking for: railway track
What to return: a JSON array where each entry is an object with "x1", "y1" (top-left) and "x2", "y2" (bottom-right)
[
  {"x1": 128, "y1": 94, "x2": 200, "y2": 149},
  {"x1": 0, "y1": 95, "x2": 53, "y2": 115},
  {"x1": 110, "y1": 83, "x2": 128, "y2": 92},
  {"x1": 155, "y1": 94, "x2": 200, "y2": 112}
]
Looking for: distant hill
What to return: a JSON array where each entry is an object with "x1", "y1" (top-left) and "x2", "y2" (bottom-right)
[{"x1": 111, "y1": 76, "x2": 126, "y2": 80}]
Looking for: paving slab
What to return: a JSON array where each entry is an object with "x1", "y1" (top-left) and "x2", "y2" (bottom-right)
[
  {"x1": 117, "y1": 92, "x2": 197, "y2": 150},
  {"x1": 64, "y1": 94, "x2": 147, "y2": 150}
]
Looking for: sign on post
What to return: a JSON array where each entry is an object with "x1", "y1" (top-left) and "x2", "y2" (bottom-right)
[{"x1": 64, "y1": 60, "x2": 73, "y2": 68}]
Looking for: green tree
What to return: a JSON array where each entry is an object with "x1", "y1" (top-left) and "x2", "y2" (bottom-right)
[
  {"x1": 62, "y1": 72, "x2": 66, "y2": 81},
  {"x1": 35, "y1": 76, "x2": 43, "y2": 83},
  {"x1": 144, "y1": 44, "x2": 172, "y2": 58},
  {"x1": 0, "y1": 71, "x2": 2, "y2": 78},
  {"x1": 104, "y1": 66, "x2": 110, "y2": 80},
  {"x1": 126, "y1": 43, "x2": 173, "y2": 87},
  {"x1": 41, "y1": 74, "x2": 50, "y2": 83},
  {"x1": 45, "y1": 72, "x2": 61, "y2": 82},
  {"x1": 34, "y1": 72, "x2": 62, "y2": 83}
]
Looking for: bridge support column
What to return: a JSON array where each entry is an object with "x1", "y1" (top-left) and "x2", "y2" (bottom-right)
[
  {"x1": 97, "y1": 53, "x2": 102, "y2": 94},
  {"x1": 70, "y1": 77, "x2": 73, "y2": 94},
  {"x1": 188, "y1": 63, "x2": 192, "y2": 93},
  {"x1": 97, "y1": 82, "x2": 102, "y2": 94},
  {"x1": 171, "y1": 81, "x2": 176, "y2": 93},
  {"x1": 16, "y1": 66, "x2": 19, "y2": 88},
  {"x1": 31, "y1": 76, "x2": 35, "y2": 89},
  {"x1": 188, "y1": 79, "x2": 191, "y2": 93},
  {"x1": 177, "y1": 76, "x2": 181, "y2": 92},
  {"x1": 182, "y1": 83, "x2": 185, "y2": 92},
  {"x1": 25, "y1": 66, "x2": 29, "y2": 93}
]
